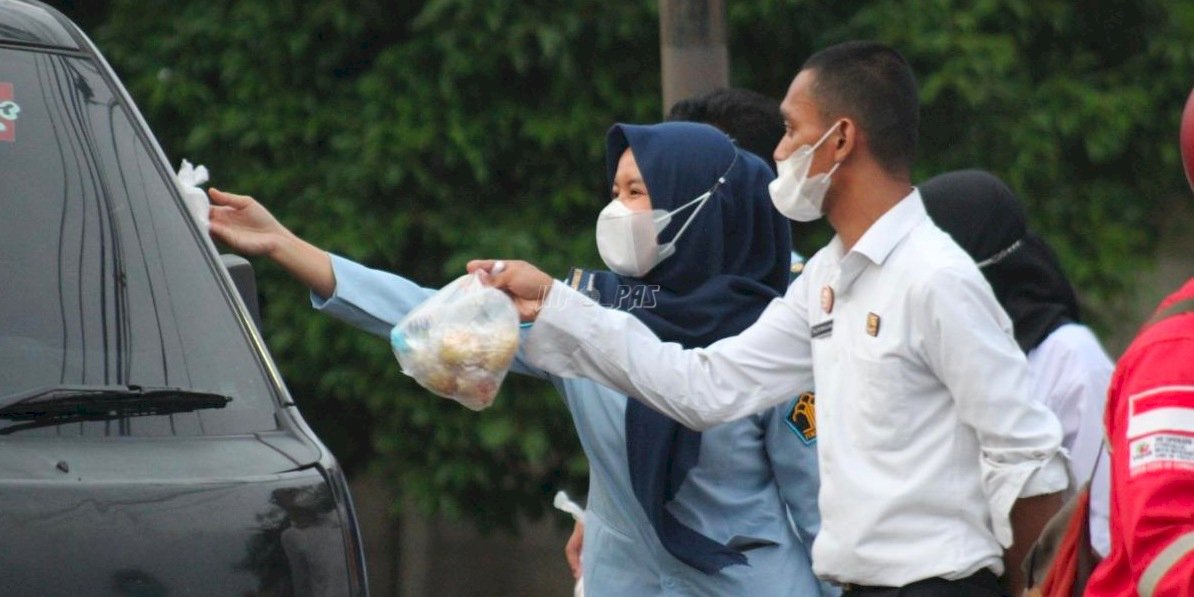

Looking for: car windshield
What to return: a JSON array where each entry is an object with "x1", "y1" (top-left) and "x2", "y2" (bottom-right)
[{"x1": 0, "y1": 46, "x2": 278, "y2": 436}]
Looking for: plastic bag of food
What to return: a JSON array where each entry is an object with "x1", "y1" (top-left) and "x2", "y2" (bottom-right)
[{"x1": 389, "y1": 271, "x2": 520, "y2": 410}]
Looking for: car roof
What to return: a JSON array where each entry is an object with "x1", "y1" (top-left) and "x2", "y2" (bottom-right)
[{"x1": 0, "y1": 0, "x2": 80, "y2": 50}]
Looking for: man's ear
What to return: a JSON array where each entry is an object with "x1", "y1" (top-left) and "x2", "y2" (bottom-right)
[{"x1": 832, "y1": 118, "x2": 858, "y2": 163}]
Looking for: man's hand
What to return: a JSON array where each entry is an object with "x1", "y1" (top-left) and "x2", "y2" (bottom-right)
[
  {"x1": 209, "y1": 188, "x2": 290, "y2": 257},
  {"x1": 467, "y1": 259, "x2": 554, "y2": 322},
  {"x1": 564, "y1": 520, "x2": 584, "y2": 580}
]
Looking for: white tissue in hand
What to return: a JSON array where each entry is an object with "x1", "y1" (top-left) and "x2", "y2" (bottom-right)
[{"x1": 176, "y1": 159, "x2": 211, "y2": 229}]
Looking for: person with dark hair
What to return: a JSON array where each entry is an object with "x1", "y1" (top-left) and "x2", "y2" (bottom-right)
[
  {"x1": 209, "y1": 122, "x2": 833, "y2": 596},
  {"x1": 919, "y1": 170, "x2": 1115, "y2": 569},
  {"x1": 666, "y1": 87, "x2": 806, "y2": 278},
  {"x1": 475, "y1": 40, "x2": 1068, "y2": 596},
  {"x1": 667, "y1": 88, "x2": 785, "y2": 172}
]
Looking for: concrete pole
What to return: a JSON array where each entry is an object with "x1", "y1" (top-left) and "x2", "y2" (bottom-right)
[{"x1": 659, "y1": 0, "x2": 729, "y2": 117}]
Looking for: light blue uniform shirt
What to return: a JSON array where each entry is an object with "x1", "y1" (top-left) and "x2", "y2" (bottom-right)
[{"x1": 312, "y1": 255, "x2": 835, "y2": 596}]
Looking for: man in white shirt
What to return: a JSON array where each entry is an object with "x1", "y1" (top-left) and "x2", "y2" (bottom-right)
[{"x1": 472, "y1": 41, "x2": 1067, "y2": 596}]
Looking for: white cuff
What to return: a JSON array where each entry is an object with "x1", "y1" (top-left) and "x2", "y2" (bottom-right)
[
  {"x1": 524, "y1": 281, "x2": 598, "y2": 377},
  {"x1": 982, "y1": 450, "x2": 1070, "y2": 547}
]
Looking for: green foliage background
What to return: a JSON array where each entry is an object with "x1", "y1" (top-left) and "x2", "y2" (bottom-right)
[{"x1": 46, "y1": 0, "x2": 1194, "y2": 532}]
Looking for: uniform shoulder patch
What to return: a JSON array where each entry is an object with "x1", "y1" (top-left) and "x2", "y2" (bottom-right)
[
  {"x1": 784, "y1": 392, "x2": 817, "y2": 445},
  {"x1": 1127, "y1": 385, "x2": 1194, "y2": 476}
]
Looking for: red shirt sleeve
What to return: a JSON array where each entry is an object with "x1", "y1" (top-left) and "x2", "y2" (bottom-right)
[{"x1": 1104, "y1": 322, "x2": 1194, "y2": 595}]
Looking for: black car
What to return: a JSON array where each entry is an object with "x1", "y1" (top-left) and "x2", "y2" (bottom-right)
[{"x1": 0, "y1": 1, "x2": 367, "y2": 594}]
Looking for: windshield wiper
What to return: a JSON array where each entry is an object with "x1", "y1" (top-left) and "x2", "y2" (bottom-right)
[{"x1": 0, "y1": 384, "x2": 233, "y2": 422}]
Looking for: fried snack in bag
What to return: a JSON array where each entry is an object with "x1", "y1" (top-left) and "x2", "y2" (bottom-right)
[{"x1": 390, "y1": 271, "x2": 520, "y2": 410}]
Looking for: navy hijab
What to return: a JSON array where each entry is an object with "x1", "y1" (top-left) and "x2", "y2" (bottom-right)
[
  {"x1": 920, "y1": 170, "x2": 1080, "y2": 352},
  {"x1": 586, "y1": 122, "x2": 791, "y2": 573}
]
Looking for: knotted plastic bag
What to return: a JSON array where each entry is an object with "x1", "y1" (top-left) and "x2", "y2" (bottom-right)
[
  {"x1": 390, "y1": 271, "x2": 520, "y2": 410},
  {"x1": 175, "y1": 159, "x2": 210, "y2": 229}
]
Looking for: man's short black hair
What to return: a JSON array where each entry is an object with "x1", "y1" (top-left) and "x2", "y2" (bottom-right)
[
  {"x1": 667, "y1": 88, "x2": 783, "y2": 172},
  {"x1": 801, "y1": 41, "x2": 919, "y2": 176}
]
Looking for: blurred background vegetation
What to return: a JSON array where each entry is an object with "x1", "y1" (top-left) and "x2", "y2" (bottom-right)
[{"x1": 45, "y1": 0, "x2": 1194, "y2": 534}]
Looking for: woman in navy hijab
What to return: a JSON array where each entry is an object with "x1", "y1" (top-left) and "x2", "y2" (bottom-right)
[
  {"x1": 208, "y1": 122, "x2": 830, "y2": 596},
  {"x1": 562, "y1": 122, "x2": 827, "y2": 594}
]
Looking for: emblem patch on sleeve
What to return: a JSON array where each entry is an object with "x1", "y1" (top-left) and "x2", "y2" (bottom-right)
[
  {"x1": 784, "y1": 392, "x2": 817, "y2": 445},
  {"x1": 1127, "y1": 385, "x2": 1194, "y2": 476},
  {"x1": 1129, "y1": 434, "x2": 1194, "y2": 476}
]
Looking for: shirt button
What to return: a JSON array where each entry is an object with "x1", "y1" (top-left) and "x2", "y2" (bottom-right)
[{"x1": 662, "y1": 577, "x2": 676, "y2": 588}]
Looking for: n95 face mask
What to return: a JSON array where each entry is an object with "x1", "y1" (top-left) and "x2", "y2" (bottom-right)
[
  {"x1": 596, "y1": 200, "x2": 662, "y2": 277},
  {"x1": 768, "y1": 121, "x2": 842, "y2": 222}
]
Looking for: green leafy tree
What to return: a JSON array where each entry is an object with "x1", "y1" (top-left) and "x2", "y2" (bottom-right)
[
  {"x1": 75, "y1": 0, "x2": 663, "y2": 532},
  {"x1": 727, "y1": 0, "x2": 1194, "y2": 323},
  {"x1": 47, "y1": 0, "x2": 1194, "y2": 532}
]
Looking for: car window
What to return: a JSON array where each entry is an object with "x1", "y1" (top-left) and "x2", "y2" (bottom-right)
[{"x1": 0, "y1": 47, "x2": 278, "y2": 435}]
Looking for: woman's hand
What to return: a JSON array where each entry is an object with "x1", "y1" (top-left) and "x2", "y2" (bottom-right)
[
  {"x1": 209, "y1": 188, "x2": 336, "y2": 299},
  {"x1": 467, "y1": 259, "x2": 554, "y2": 322},
  {"x1": 209, "y1": 188, "x2": 290, "y2": 257},
  {"x1": 564, "y1": 519, "x2": 584, "y2": 580}
]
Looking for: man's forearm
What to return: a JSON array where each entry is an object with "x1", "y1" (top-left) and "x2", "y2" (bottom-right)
[
  {"x1": 525, "y1": 282, "x2": 814, "y2": 430},
  {"x1": 1005, "y1": 491, "x2": 1064, "y2": 595}
]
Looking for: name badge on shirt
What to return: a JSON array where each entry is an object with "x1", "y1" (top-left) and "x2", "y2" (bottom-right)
[{"x1": 811, "y1": 319, "x2": 833, "y2": 339}]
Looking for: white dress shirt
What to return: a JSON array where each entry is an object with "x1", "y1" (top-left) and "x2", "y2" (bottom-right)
[
  {"x1": 1026, "y1": 322, "x2": 1114, "y2": 556},
  {"x1": 524, "y1": 189, "x2": 1068, "y2": 586},
  {"x1": 310, "y1": 256, "x2": 834, "y2": 595}
]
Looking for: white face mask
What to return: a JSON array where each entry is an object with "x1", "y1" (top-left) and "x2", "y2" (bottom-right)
[
  {"x1": 768, "y1": 122, "x2": 842, "y2": 222},
  {"x1": 595, "y1": 190, "x2": 714, "y2": 278}
]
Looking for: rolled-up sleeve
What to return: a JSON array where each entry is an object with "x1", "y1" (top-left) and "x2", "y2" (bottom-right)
[
  {"x1": 524, "y1": 279, "x2": 815, "y2": 430},
  {"x1": 917, "y1": 266, "x2": 1069, "y2": 546}
]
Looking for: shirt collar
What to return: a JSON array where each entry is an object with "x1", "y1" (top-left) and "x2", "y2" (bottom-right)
[{"x1": 848, "y1": 187, "x2": 926, "y2": 266}]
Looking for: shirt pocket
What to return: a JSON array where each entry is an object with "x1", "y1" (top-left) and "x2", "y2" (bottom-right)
[
  {"x1": 582, "y1": 513, "x2": 656, "y2": 594},
  {"x1": 852, "y1": 353, "x2": 914, "y2": 450}
]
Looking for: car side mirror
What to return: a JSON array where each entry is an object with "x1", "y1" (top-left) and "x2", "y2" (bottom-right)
[{"x1": 220, "y1": 254, "x2": 263, "y2": 332}]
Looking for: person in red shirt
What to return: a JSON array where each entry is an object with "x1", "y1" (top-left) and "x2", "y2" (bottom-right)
[
  {"x1": 1085, "y1": 278, "x2": 1194, "y2": 596},
  {"x1": 1085, "y1": 87, "x2": 1194, "y2": 597}
]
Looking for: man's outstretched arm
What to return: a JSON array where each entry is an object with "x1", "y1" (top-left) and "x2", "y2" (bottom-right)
[{"x1": 470, "y1": 260, "x2": 815, "y2": 429}]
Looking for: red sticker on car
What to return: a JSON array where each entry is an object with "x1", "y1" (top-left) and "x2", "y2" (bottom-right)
[{"x1": 0, "y1": 83, "x2": 19, "y2": 142}]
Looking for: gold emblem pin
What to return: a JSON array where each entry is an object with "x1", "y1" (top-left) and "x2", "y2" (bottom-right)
[
  {"x1": 866, "y1": 312, "x2": 880, "y2": 337},
  {"x1": 821, "y1": 286, "x2": 834, "y2": 314}
]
